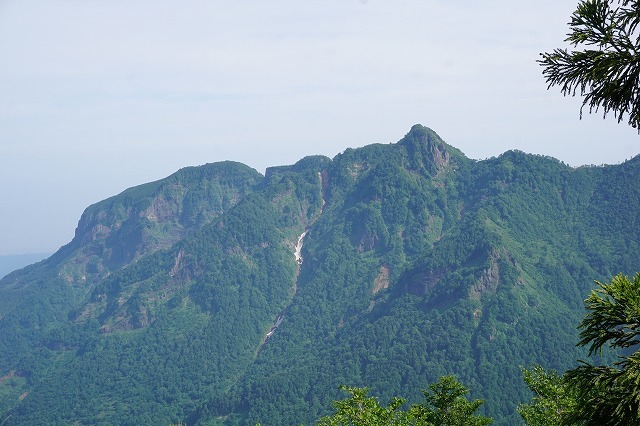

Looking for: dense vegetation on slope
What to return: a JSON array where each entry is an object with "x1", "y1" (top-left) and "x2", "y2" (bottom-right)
[
  {"x1": 0, "y1": 125, "x2": 638, "y2": 425},
  {"x1": 316, "y1": 377, "x2": 491, "y2": 426}
]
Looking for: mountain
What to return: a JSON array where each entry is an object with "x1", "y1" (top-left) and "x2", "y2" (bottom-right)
[{"x1": 1, "y1": 125, "x2": 639, "y2": 425}]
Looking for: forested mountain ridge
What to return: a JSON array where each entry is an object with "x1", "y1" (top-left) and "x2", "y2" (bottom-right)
[{"x1": 1, "y1": 125, "x2": 639, "y2": 425}]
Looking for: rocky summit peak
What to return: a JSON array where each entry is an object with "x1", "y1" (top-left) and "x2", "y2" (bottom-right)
[{"x1": 398, "y1": 124, "x2": 467, "y2": 175}]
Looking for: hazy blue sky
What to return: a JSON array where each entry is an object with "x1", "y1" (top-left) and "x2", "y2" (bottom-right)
[{"x1": 1, "y1": 0, "x2": 638, "y2": 255}]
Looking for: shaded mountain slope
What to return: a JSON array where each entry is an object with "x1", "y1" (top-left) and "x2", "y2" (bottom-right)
[{"x1": 1, "y1": 125, "x2": 639, "y2": 425}]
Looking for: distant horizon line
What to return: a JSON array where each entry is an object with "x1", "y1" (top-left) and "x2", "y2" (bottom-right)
[{"x1": 0, "y1": 252, "x2": 53, "y2": 258}]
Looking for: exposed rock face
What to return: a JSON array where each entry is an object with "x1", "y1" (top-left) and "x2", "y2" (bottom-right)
[
  {"x1": 372, "y1": 265, "x2": 391, "y2": 294},
  {"x1": 399, "y1": 124, "x2": 464, "y2": 177},
  {"x1": 54, "y1": 162, "x2": 262, "y2": 287},
  {"x1": 470, "y1": 252, "x2": 501, "y2": 299}
]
